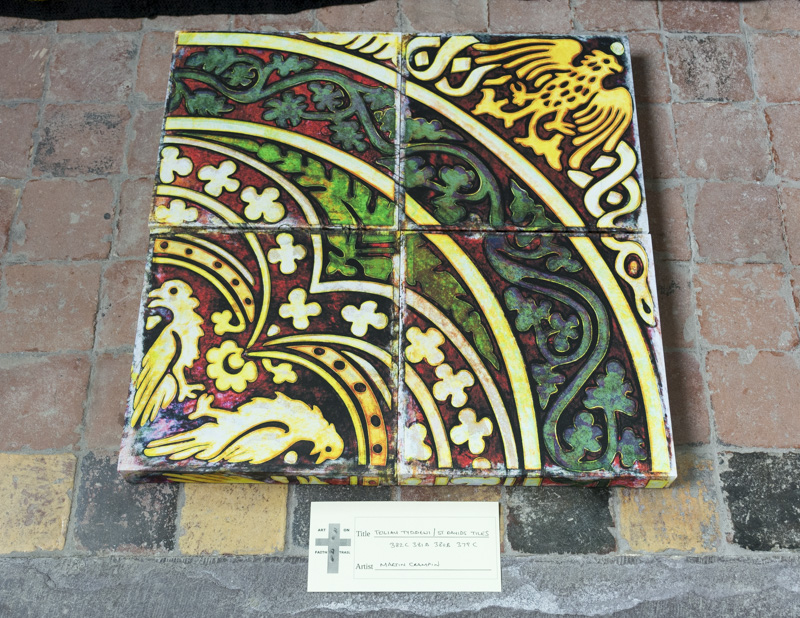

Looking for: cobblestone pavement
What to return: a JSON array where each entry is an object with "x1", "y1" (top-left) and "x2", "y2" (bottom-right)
[{"x1": 1, "y1": 1, "x2": 799, "y2": 615}]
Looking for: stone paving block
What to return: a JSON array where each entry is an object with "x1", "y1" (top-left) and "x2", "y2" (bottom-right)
[
  {"x1": 667, "y1": 35, "x2": 752, "y2": 102},
  {"x1": 572, "y1": 0, "x2": 659, "y2": 32},
  {"x1": 638, "y1": 105, "x2": 681, "y2": 179},
  {"x1": 664, "y1": 350, "x2": 709, "y2": 446},
  {"x1": 49, "y1": 34, "x2": 137, "y2": 102},
  {"x1": 398, "y1": 485, "x2": 501, "y2": 502},
  {"x1": 693, "y1": 182, "x2": 785, "y2": 262},
  {"x1": 628, "y1": 33, "x2": 671, "y2": 104},
  {"x1": 0, "y1": 453, "x2": 76, "y2": 553},
  {"x1": 0, "y1": 263, "x2": 102, "y2": 353},
  {"x1": 34, "y1": 104, "x2": 130, "y2": 176},
  {"x1": 674, "y1": 103, "x2": 771, "y2": 181},
  {"x1": 661, "y1": 1, "x2": 741, "y2": 33},
  {"x1": 291, "y1": 484, "x2": 392, "y2": 549},
  {"x1": 707, "y1": 350, "x2": 800, "y2": 449},
  {"x1": 126, "y1": 107, "x2": 165, "y2": 177},
  {"x1": 781, "y1": 186, "x2": 800, "y2": 265},
  {"x1": 766, "y1": 105, "x2": 800, "y2": 180},
  {"x1": 401, "y1": 0, "x2": 488, "y2": 32},
  {"x1": 144, "y1": 14, "x2": 231, "y2": 31},
  {"x1": 136, "y1": 32, "x2": 177, "y2": 103},
  {"x1": 743, "y1": 0, "x2": 800, "y2": 31},
  {"x1": 617, "y1": 450, "x2": 720, "y2": 553},
  {"x1": 115, "y1": 178, "x2": 152, "y2": 258},
  {"x1": 14, "y1": 178, "x2": 114, "y2": 260},
  {"x1": 0, "y1": 34, "x2": 49, "y2": 100},
  {"x1": 654, "y1": 259, "x2": 696, "y2": 349},
  {"x1": 232, "y1": 12, "x2": 316, "y2": 32},
  {"x1": 487, "y1": 0, "x2": 571, "y2": 34},
  {"x1": 0, "y1": 353, "x2": 90, "y2": 451},
  {"x1": 0, "y1": 17, "x2": 49, "y2": 32},
  {"x1": 74, "y1": 453, "x2": 178, "y2": 552},
  {"x1": 95, "y1": 259, "x2": 147, "y2": 350},
  {"x1": 695, "y1": 264, "x2": 797, "y2": 350},
  {"x1": 752, "y1": 34, "x2": 800, "y2": 103},
  {"x1": 179, "y1": 484, "x2": 288, "y2": 555},
  {"x1": 0, "y1": 103, "x2": 38, "y2": 179},
  {"x1": 56, "y1": 18, "x2": 142, "y2": 33},
  {"x1": 648, "y1": 184, "x2": 690, "y2": 261},
  {"x1": 318, "y1": 0, "x2": 398, "y2": 32},
  {"x1": 720, "y1": 451, "x2": 800, "y2": 551},
  {"x1": 506, "y1": 486, "x2": 615, "y2": 554},
  {"x1": 0, "y1": 183, "x2": 20, "y2": 251},
  {"x1": 85, "y1": 352, "x2": 133, "y2": 450}
]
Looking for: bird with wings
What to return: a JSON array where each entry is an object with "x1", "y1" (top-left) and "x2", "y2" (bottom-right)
[{"x1": 471, "y1": 38, "x2": 633, "y2": 172}]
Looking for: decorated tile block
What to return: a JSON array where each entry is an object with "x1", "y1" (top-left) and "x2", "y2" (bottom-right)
[
  {"x1": 400, "y1": 35, "x2": 648, "y2": 232},
  {"x1": 398, "y1": 232, "x2": 673, "y2": 487},
  {"x1": 121, "y1": 31, "x2": 675, "y2": 487},
  {"x1": 152, "y1": 32, "x2": 402, "y2": 230},
  {"x1": 119, "y1": 229, "x2": 399, "y2": 484}
]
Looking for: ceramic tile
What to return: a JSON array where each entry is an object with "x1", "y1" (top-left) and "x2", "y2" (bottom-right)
[
  {"x1": 119, "y1": 229, "x2": 399, "y2": 484},
  {"x1": 400, "y1": 34, "x2": 649, "y2": 233},
  {"x1": 152, "y1": 32, "x2": 402, "y2": 230},
  {"x1": 397, "y1": 231, "x2": 673, "y2": 487}
]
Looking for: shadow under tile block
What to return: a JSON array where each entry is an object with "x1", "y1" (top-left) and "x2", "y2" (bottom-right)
[
  {"x1": 121, "y1": 31, "x2": 674, "y2": 487},
  {"x1": 119, "y1": 229, "x2": 399, "y2": 484}
]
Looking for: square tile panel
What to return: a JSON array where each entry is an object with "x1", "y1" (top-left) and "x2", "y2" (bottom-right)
[{"x1": 120, "y1": 32, "x2": 675, "y2": 487}]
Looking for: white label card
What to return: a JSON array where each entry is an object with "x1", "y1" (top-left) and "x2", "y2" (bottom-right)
[{"x1": 307, "y1": 501, "x2": 501, "y2": 592}]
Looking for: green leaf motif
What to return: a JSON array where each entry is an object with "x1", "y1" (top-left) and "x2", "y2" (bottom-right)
[
  {"x1": 186, "y1": 47, "x2": 240, "y2": 74},
  {"x1": 564, "y1": 411, "x2": 603, "y2": 456},
  {"x1": 329, "y1": 120, "x2": 368, "y2": 153},
  {"x1": 404, "y1": 157, "x2": 435, "y2": 188},
  {"x1": 530, "y1": 363, "x2": 565, "y2": 409},
  {"x1": 407, "y1": 235, "x2": 500, "y2": 370},
  {"x1": 509, "y1": 179, "x2": 562, "y2": 229},
  {"x1": 375, "y1": 107, "x2": 396, "y2": 140},
  {"x1": 583, "y1": 360, "x2": 637, "y2": 417},
  {"x1": 265, "y1": 53, "x2": 315, "y2": 77},
  {"x1": 431, "y1": 165, "x2": 475, "y2": 225},
  {"x1": 263, "y1": 92, "x2": 308, "y2": 128},
  {"x1": 618, "y1": 428, "x2": 647, "y2": 468},
  {"x1": 223, "y1": 64, "x2": 256, "y2": 87},
  {"x1": 364, "y1": 88, "x2": 395, "y2": 111},
  {"x1": 184, "y1": 90, "x2": 234, "y2": 117},
  {"x1": 515, "y1": 235, "x2": 582, "y2": 273},
  {"x1": 405, "y1": 117, "x2": 462, "y2": 142},
  {"x1": 326, "y1": 232, "x2": 394, "y2": 281},
  {"x1": 550, "y1": 312, "x2": 580, "y2": 353},
  {"x1": 503, "y1": 288, "x2": 550, "y2": 333},
  {"x1": 308, "y1": 82, "x2": 344, "y2": 112}
]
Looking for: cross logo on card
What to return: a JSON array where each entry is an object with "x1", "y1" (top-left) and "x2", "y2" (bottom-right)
[{"x1": 315, "y1": 523, "x2": 351, "y2": 574}]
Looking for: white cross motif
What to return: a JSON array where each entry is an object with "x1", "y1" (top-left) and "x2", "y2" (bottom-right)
[
  {"x1": 432, "y1": 363, "x2": 474, "y2": 408},
  {"x1": 404, "y1": 326, "x2": 445, "y2": 366},
  {"x1": 153, "y1": 199, "x2": 198, "y2": 225},
  {"x1": 159, "y1": 146, "x2": 193, "y2": 184},
  {"x1": 341, "y1": 301, "x2": 388, "y2": 337},
  {"x1": 405, "y1": 422, "x2": 432, "y2": 462},
  {"x1": 242, "y1": 186, "x2": 285, "y2": 223},
  {"x1": 197, "y1": 160, "x2": 240, "y2": 197},
  {"x1": 449, "y1": 408, "x2": 494, "y2": 455},
  {"x1": 278, "y1": 288, "x2": 321, "y2": 330},
  {"x1": 267, "y1": 233, "x2": 307, "y2": 275}
]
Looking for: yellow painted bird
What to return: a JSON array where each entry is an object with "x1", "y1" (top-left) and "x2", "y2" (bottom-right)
[
  {"x1": 143, "y1": 392, "x2": 345, "y2": 465},
  {"x1": 472, "y1": 38, "x2": 633, "y2": 171},
  {"x1": 131, "y1": 279, "x2": 205, "y2": 426}
]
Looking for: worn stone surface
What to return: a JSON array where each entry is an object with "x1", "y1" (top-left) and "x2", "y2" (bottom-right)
[
  {"x1": 617, "y1": 451, "x2": 720, "y2": 553},
  {"x1": 572, "y1": 0, "x2": 659, "y2": 31},
  {"x1": 136, "y1": 32, "x2": 177, "y2": 102},
  {"x1": 781, "y1": 186, "x2": 800, "y2": 265},
  {"x1": 56, "y1": 18, "x2": 142, "y2": 33},
  {"x1": 126, "y1": 107, "x2": 163, "y2": 176},
  {"x1": 0, "y1": 34, "x2": 49, "y2": 100},
  {"x1": 766, "y1": 105, "x2": 800, "y2": 180},
  {"x1": 695, "y1": 264, "x2": 797, "y2": 350},
  {"x1": 74, "y1": 453, "x2": 178, "y2": 552},
  {"x1": 629, "y1": 33, "x2": 671, "y2": 104},
  {"x1": 180, "y1": 484, "x2": 288, "y2": 555},
  {"x1": 667, "y1": 35, "x2": 751, "y2": 102},
  {"x1": 318, "y1": 0, "x2": 397, "y2": 31},
  {"x1": 0, "y1": 263, "x2": 102, "y2": 353},
  {"x1": 401, "y1": 0, "x2": 488, "y2": 32},
  {"x1": 0, "y1": 453, "x2": 76, "y2": 553},
  {"x1": 638, "y1": 105, "x2": 681, "y2": 179},
  {"x1": 743, "y1": 0, "x2": 800, "y2": 31},
  {"x1": 34, "y1": 104, "x2": 131, "y2": 176},
  {"x1": 95, "y1": 260, "x2": 146, "y2": 350},
  {"x1": 232, "y1": 12, "x2": 316, "y2": 32},
  {"x1": 674, "y1": 103, "x2": 771, "y2": 181},
  {"x1": 49, "y1": 34, "x2": 137, "y2": 102},
  {"x1": 290, "y1": 485, "x2": 391, "y2": 549},
  {"x1": 654, "y1": 260, "x2": 696, "y2": 349},
  {"x1": 721, "y1": 451, "x2": 800, "y2": 551},
  {"x1": 506, "y1": 487, "x2": 615, "y2": 554},
  {"x1": 662, "y1": 1, "x2": 741, "y2": 33},
  {"x1": 752, "y1": 34, "x2": 800, "y2": 103},
  {"x1": 693, "y1": 183, "x2": 785, "y2": 262},
  {"x1": 115, "y1": 178, "x2": 151, "y2": 258},
  {"x1": 0, "y1": 353, "x2": 90, "y2": 450},
  {"x1": 398, "y1": 485, "x2": 501, "y2": 502},
  {"x1": 0, "y1": 183, "x2": 20, "y2": 250},
  {"x1": 84, "y1": 352, "x2": 132, "y2": 450},
  {"x1": 0, "y1": 103, "x2": 37, "y2": 179},
  {"x1": 665, "y1": 350, "x2": 710, "y2": 445},
  {"x1": 14, "y1": 178, "x2": 114, "y2": 260},
  {"x1": 647, "y1": 185, "x2": 691, "y2": 260},
  {"x1": 708, "y1": 350, "x2": 800, "y2": 449},
  {"x1": 488, "y1": 0, "x2": 571, "y2": 34}
]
